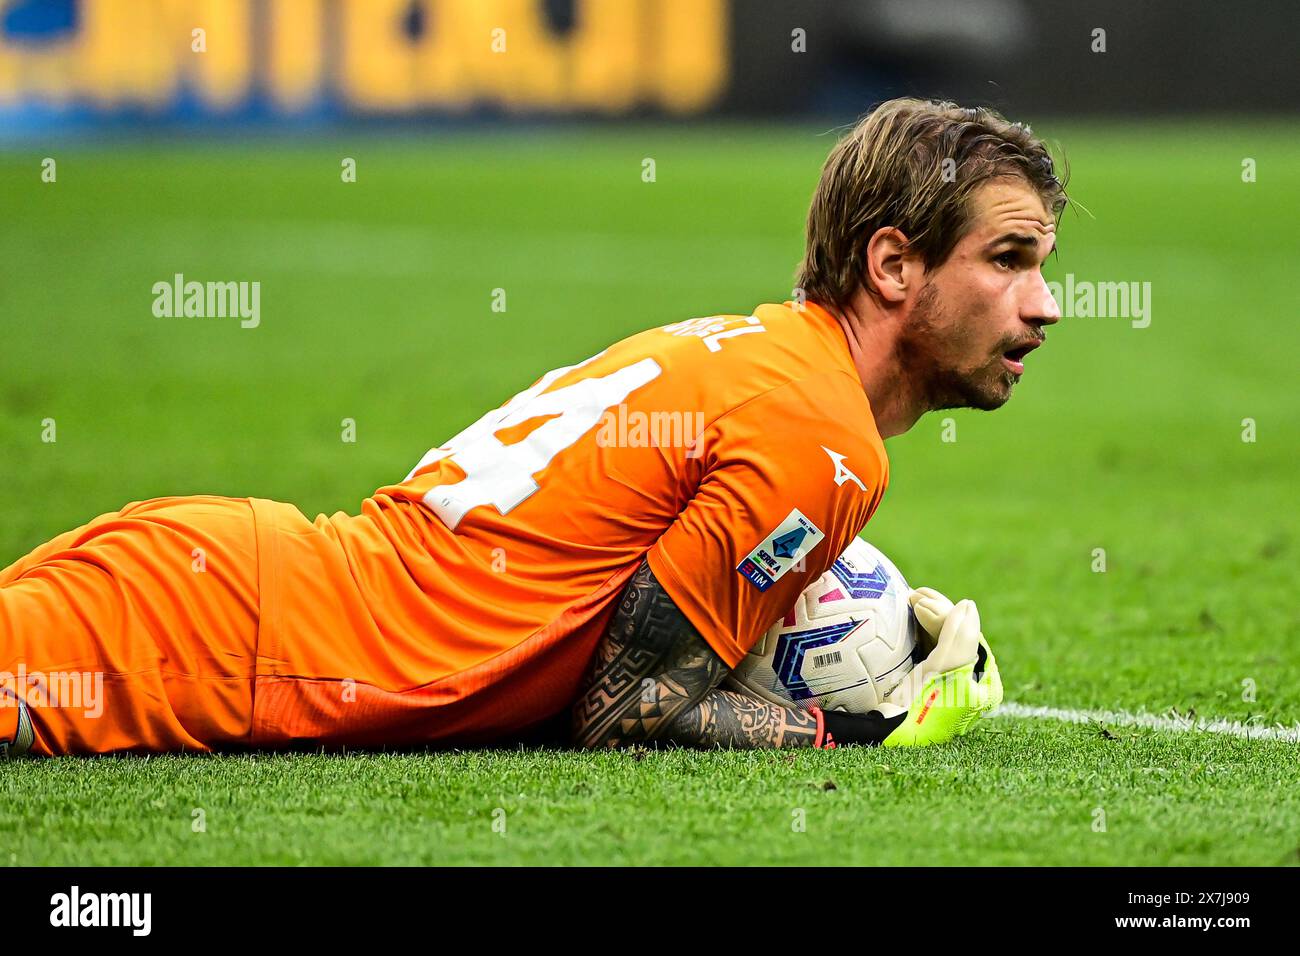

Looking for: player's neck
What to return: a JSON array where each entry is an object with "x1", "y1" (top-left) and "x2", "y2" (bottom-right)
[{"x1": 826, "y1": 296, "x2": 927, "y2": 439}]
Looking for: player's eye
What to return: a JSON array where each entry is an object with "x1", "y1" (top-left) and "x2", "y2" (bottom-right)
[{"x1": 993, "y1": 251, "x2": 1019, "y2": 269}]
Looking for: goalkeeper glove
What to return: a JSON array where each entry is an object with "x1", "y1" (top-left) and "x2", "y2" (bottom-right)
[{"x1": 811, "y1": 588, "x2": 1002, "y2": 748}]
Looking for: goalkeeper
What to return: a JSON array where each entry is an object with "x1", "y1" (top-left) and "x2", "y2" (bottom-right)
[{"x1": 2, "y1": 98, "x2": 1058, "y2": 757}]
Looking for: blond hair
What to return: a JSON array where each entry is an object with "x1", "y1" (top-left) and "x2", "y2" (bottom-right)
[{"x1": 797, "y1": 98, "x2": 1068, "y2": 309}]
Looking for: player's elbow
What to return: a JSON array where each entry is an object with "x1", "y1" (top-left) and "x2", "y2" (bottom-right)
[
  {"x1": 570, "y1": 706, "x2": 614, "y2": 750},
  {"x1": 569, "y1": 702, "x2": 645, "y2": 750}
]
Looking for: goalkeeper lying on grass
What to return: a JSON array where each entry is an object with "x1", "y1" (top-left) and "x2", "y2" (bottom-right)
[{"x1": 1, "y1": 98, "x2": 1060, "y2": 757}]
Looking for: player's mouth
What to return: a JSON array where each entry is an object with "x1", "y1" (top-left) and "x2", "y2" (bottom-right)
[{"x1": 1001, "y1": 338, "x2": 1042, "y2": 375}]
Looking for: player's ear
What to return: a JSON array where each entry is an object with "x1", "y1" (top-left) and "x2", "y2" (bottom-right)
[{"x1": 863, "y1": 226, "x2": 912, "y2": 304}]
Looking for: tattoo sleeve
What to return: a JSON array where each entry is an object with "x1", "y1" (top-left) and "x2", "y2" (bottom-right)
[{"x1": 572, "y1": 560, "x2": 819, "y2": 749}]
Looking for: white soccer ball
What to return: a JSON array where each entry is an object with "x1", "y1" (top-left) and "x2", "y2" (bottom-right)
[{"x1": 727, "y1": 537, "x2": 920, "y2": 714}]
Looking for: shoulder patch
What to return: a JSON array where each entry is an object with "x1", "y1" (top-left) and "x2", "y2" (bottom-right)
[{"x1": 736, "y1": 508, "x2": 826, "y2": 591}]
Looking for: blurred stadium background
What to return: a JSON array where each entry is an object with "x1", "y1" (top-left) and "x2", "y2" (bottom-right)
[
  {"x1": 1, "y1": 0, "x2": 1297, "y2": 125},
  {"x1": 2, "y1": 1, "x2": 1298, "y2": 865}
]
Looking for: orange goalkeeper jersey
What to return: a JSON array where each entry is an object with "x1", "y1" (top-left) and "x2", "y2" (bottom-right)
[{"x1": 251, "y1": 300, "x2": 889, "y2": 747}]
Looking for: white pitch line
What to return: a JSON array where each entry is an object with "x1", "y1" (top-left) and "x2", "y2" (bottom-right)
[{"x1": 990, "y1": 701, "x2": 1300, "y2": 744}]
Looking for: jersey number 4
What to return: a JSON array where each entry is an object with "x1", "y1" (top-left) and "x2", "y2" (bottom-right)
[{"x1": 403, "y1": 353, "x2": 662, "y2": 530}]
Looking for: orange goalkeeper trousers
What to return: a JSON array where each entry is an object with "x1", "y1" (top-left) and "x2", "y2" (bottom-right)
[{"x1": 0, "y1": 496, "x2": 260, "y2": 755}]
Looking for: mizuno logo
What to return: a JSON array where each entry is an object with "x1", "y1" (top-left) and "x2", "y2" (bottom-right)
[{"x1": 822, "y1": 446, "x2": 867, "y2": 491}]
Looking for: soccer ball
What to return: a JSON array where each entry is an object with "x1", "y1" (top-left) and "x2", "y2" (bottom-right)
[{"x1": 726, "y1": 537, "x2": 921, "y2": 714}]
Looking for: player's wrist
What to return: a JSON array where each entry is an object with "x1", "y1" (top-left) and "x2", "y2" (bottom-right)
[{"x1": 811, "y1": 706, "x2": 906, "y2": 748}]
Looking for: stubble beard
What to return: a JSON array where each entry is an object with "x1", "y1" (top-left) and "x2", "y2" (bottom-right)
[{"x1": 901, "y1": 281, "x2": 1016, "y2": 414}]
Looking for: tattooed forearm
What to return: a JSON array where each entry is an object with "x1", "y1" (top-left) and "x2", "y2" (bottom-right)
[
  {"x1": 572, "y1": 559, "x2": 819, "y2": 750},
  {"x1": 659, "y1": 687, "x2": 819, "y2": 749},
  {"x1": 572, "y1": 560, "x2": 724, "y2": 747}
]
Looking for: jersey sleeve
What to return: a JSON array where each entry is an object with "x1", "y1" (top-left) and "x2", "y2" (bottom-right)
[{"x1": 645, "y1": 373, "x2": 888, "y2": 668}]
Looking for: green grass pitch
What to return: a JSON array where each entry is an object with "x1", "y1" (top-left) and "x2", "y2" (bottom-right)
[{"x1": 1, "y1": 121, "x2": 1298, "y2": 865}]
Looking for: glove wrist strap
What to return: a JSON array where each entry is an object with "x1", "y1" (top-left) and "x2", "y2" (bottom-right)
[{"x1": 811, "y1": 706, "x2": 907, "y2": 749}]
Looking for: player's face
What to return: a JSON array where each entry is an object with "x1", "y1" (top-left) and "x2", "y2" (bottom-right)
[{"x1": 903, "y1": 178, "x2": 1060, "y2": 411}]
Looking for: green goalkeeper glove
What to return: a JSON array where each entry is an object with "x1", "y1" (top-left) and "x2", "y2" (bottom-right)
[{"x1": 876, "y1": 587, "x2": 1003, "y2": 747}]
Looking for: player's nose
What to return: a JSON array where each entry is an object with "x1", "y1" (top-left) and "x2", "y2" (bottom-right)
[{"x1": 1025, "y1": 270, "x2": 1061, "y2": 326}]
